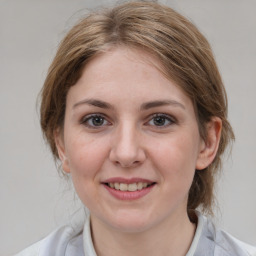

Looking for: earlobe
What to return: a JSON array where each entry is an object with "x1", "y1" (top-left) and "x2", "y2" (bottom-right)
[
  {"x1": 196, "y1": 117, "x2": 222, "y2": 170},
  {"x1": 54, "y1": 129, "x2": 71, "y2": 173}
]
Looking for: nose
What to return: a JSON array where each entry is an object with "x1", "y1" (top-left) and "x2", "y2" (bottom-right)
[{"x1": 109, "y1": 122, "x2": 146, "y2": 168}]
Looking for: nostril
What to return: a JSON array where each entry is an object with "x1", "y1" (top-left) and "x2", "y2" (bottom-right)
[
  {"x1": 109, "y1": 145, "x2": 146, "y2": 168},
  {"x1": 119, "y1": 160, "x2": 142, "y2": 168}
]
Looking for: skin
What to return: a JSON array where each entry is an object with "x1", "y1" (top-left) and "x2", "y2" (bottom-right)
[{"x1": 55, "y1": 47, "x2": 221, "y2": 256}]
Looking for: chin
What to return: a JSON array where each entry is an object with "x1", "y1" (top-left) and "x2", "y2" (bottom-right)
[{"x1": 105, "y1": 211, "x2": 157, "y2": 233}]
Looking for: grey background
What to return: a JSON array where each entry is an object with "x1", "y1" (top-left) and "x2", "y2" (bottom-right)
[{"x1": 0, "y1": 0, "x2": 255, "y2": 255}]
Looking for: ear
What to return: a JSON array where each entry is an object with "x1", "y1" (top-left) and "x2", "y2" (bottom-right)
[
  {"x1": 196, "y1": 117, "x2": 222, "y2": 170},
  {"x1": 54, "y1": 129, "x2": 71, "y2": 173}
]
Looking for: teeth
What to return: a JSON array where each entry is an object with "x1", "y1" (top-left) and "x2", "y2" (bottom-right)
[
  {"x1": 128, "y1": 183, "x2": 137, "y2": 191},
  {"x1": 108, "y1": 182, "x2": 153, "y2": 191},
  {"x1": 114, "y1": 183, "x2": 120, "y2": 190},
  {"x1": 137, "y1": 182, "x2": 143, "y2": 190},
  {"x1": 119, "y1": 183, "x2": 128, "y2": 191}
]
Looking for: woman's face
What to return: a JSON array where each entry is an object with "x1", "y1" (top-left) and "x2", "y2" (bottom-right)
[{"x1": 56, "y1": 47, "x2": 208, "y2": 233}]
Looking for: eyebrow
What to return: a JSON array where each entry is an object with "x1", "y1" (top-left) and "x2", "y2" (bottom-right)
[
  {"x1": 140, "y1": 100, "x2": 185, "y2": 110},
  {"x1": 73, "y1": 99, "x2": 185, "y2": 110},
  {"x1": 73, "y1": 99, "x2": 113, "y2": 109}
]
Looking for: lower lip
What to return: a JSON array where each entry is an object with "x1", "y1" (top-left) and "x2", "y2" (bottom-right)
[{"x1": 103, "y1": 184, "x2": 155, "y2": 200}]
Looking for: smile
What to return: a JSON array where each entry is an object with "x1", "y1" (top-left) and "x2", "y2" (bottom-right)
[
  {"x1": 106, "y1": 182, "x2": 154, "y2": 191},
  {"x1": 102, "y1": 178, "x2": 156, "y2": 200}
]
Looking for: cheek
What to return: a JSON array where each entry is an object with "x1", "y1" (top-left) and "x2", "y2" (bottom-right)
[
  {"x1": 65, "y1": 136, "x2": 110, "y2": 206},
  {"x1": 150, "y1": 133, "x2": 199, "y2": 182},
  {"x1": 65, "y1": 135, "x2": 109, "y2": 179}
]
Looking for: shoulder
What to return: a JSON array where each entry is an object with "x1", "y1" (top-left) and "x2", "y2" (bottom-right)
[
  {"x1": 194, "y1": 211, "x2": 256, "y2": 256},
  {"x1": 14, "y1": 224, "x2": 84, "y2": 256},
  {"x1": 215, "y1": 229, "x2": 256, "y2": 256}
]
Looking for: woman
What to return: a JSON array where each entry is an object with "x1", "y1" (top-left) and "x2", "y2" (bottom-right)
[{"x1": 16, "y1": 1, "x2": 256, "y2": 255}]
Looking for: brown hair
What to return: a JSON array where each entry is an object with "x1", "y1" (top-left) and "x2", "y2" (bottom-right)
[{"x1": 40, "y1": 1, "x2": 234, "y2": 215}]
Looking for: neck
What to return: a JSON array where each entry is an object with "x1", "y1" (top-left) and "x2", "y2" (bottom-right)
[{"x1": 90, "y1": 210, "x2": 196, "y2": 256}]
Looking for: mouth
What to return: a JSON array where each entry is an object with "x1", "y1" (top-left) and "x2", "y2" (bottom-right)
[
  {"x1": 102, "y1": 178, "x2": 156, "y2": 200},
  {"x1": 104, "y1": 182, "x2": 156, "y2": 192}
]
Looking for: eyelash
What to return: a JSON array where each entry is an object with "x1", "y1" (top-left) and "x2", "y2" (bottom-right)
[
  {"x1": 146, "y1": 113, "x2": 176, "y2": 128},
  {"x1": 80, "y1": 113, "x2": 176, "y2": 129},
  {"x1": 80, "y1": 114, "x2": 111, "y2": 129}
]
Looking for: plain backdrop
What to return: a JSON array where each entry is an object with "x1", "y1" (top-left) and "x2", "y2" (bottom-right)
[{"x1": 0, "y1": 0, "x2": 256, "y2": 255}]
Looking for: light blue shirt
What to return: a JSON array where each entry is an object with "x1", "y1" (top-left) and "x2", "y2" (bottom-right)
[{"x1": 15, "y1": 211, "x2": 256, "y2": 256}]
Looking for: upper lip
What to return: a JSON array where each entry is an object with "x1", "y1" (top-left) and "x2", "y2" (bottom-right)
[{"x1": 102, "y1": 177, "x2": 155, "y2": 184}]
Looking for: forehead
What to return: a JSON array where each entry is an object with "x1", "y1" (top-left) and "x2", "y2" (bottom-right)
[{"x1": 66, "y1": 47, "x2": 193, "y2": 111}]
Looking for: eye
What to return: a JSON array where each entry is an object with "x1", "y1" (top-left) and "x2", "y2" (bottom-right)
[
  {"x1": 147, "y1": 114, "x2": 175, "y2": 127},
  {"x1": 81, "y1": 114, "x2": 110, "y2": 128}
]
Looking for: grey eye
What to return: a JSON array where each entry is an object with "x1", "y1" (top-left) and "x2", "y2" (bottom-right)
[
  {"x1": 90, "y1": 116, "x2": 105, "y2": 126},
  {"x1": 148, "y1": 114, "x2": 174, "y2": 127},
  {"x1": 153, "y1": 116, "x2": 169, "y2": 126},
  {"x1": 81, "y1": 114, "x2": 109, "y2": 128}
]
